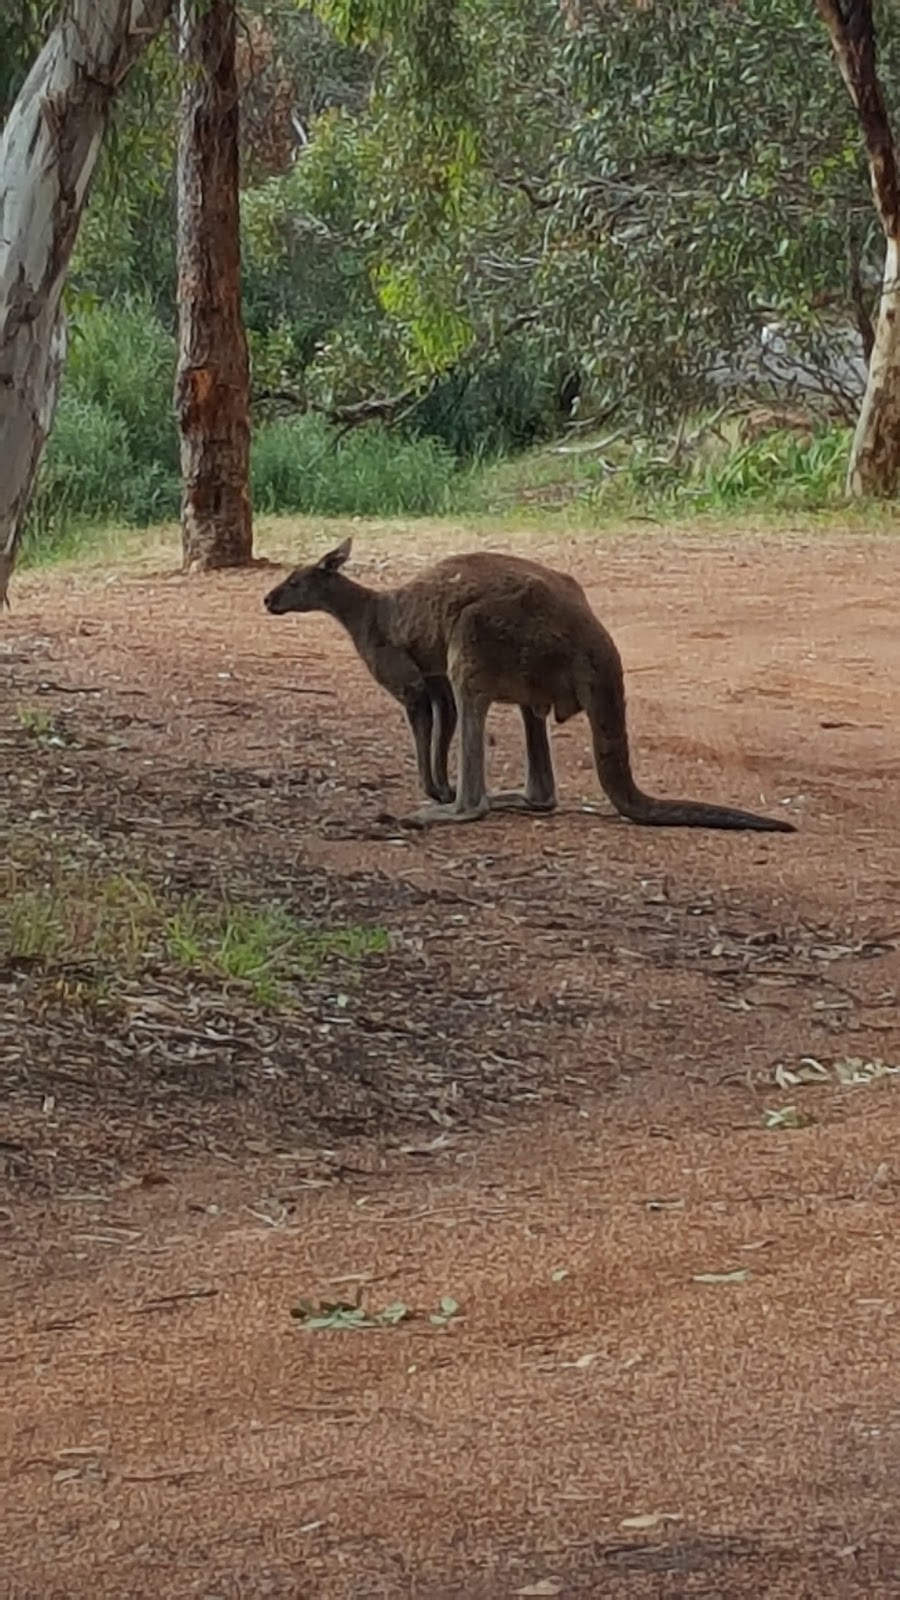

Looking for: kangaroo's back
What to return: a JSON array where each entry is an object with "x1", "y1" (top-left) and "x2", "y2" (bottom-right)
[{"x1": 387, "y1": 551, "x2": 590, "y2": 675}]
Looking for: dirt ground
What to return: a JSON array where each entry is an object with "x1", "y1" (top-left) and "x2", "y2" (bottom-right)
[{"x1": 2, "y1": 522, "x2": 899, "y2": 1599}]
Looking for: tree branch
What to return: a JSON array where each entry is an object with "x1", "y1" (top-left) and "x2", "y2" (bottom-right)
[{"x1": 293, "y1": 310, "x2": 544, "y2": 430}]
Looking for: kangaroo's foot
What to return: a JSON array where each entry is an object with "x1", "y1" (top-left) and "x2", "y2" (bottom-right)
[
  {"x1": 426, "y1": 783, "x2": 456, "y2": 805},
  {"x1": 488, "y1": 789, "x2": 557, "y2": 814},
  {"x1": 402, "y1": 797, "x2": 490, "y2": 828}
]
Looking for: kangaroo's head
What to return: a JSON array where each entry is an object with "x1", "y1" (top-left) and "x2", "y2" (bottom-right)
[{"x1": 264, "y1": 537, "x2": 353, "y2": 615}]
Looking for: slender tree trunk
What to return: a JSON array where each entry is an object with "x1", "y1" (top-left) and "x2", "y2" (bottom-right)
[
  {"x1": 847, "y1": 235, "x2": 900, "y2": 494},
  {"x1": 815, "y1": 0, "x2": 900, "y2": 496},
  {"x1": 0, "y1": 0, "x2": 173, "y2": 606},
  {"x1": 175, "y1": 0, "x2": 252, "y2": 573}
]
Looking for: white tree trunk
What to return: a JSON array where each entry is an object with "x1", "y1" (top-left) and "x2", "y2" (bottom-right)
[
  {"x1": 847, "y1": 236, "x2": 900, "y2": 496},
  {"x1": 0, "y1": 0, "x2": 173, "y2": 605},
  {"x1": 816, "y1": 1, "x2": 900, "y2": 497}
]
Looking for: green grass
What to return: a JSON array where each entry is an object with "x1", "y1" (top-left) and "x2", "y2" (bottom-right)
[
  {"x1": 165, "y1": 898, "x2": 388, "y2": 1008},
  {"x1": 250, "y1": 413, "x2": 457, "y2": 517},
  {"x1": 15, "y1": 704, "x2": 63, "y2": 744},
  {"x1": 462, "y1": 419, "x2": 857, "y2": 521},
  {"x1": 5, "y1": 860, "x2": 388, "y2": 1010}
]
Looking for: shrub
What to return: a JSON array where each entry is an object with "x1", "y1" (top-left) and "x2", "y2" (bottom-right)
[
  {"x1": 410, "y1": 349, "x2": 563, "y2": 460},
  {"x1": 694, "y1": 425, "x2": 850, "y2": 509},
  {"x1": 614, "y1": 423, "x2": 852, "y2": 513},
  {"x1": 64, "y1": 295, "x2": 179, "y2": 473},
  {"x1": 251, "y1": 413, "x2": 457, "y2": 516},
  {"x1": 25, "y1": 396, "x2": 133, "y2": 559}
]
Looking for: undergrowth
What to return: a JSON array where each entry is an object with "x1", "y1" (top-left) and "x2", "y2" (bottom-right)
[
  {"x1": 19, "y1": 297, "x2": 871, "y2": 570},
  {"x1": 22, "y1": 300, "x2": 458, "y2": 565},
  {"x1": 3, "y1": 858, "x2": 388, "y2": 1010},
  {"x1": 249, "y1": 414, "x2": 456, "y2": 517},
  {"x1": 468, "y1": 420, "x2": 855, "y2": 519}
]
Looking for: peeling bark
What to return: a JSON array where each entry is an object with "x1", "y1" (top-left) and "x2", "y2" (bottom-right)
[
  {"x1": 816, "y1": 0, "x2": 900, "y2": 496},
  {"x1": 175, "y1": 0, "x2": 252, "y2": 573},
  {"x1": 0, "y1": 1, "x2": 173, "y2": 605}
]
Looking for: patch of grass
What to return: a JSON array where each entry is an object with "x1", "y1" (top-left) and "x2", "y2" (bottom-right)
[
  {"x1": 4, "y1": 860, "x2": 387, "y2": 1010},
  {"x1": 15, "y1": 704, "x2": 62, "y2": 744},
  {"x1": 251, "y1": 413, "x2": 457, "y2": 518},
  {"x1": 619, "y1": 424, "x2": 852, "y2": 513},
  {"x1": 166, "y1": 899, "x2": 388, "y2": 1007},
  {"x1": 21, "y1": 399, "x2": 900, "y2": 578},
  {"x1": 460, "y1": 419, "x2": 859, "y2": 523}
]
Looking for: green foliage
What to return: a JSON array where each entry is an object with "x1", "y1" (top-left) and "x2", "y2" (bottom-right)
[
  {"x1": 290, "y1": 0, "x2": 892, "y2": 432},
  {"x1": 0, "y1": 2, "x2": 54, "y2": 120},
  {"x1": 24, "y1": 300, "x2": 182, "y2": 558},
  {"x1": 319, "y1": 0, "x2": 470, "y2": 102},
  {"x1": 65, "y1": 297, "x2": 179, "y2": 471},
  {"x1": 688, "y1": 425, "x2": 851, "y2": 511},
  {"x1": 463, "y1": 420, "x2": 853, "y2": 519},
  {"x1": 539, "y1": 0, "x2": 883, "y2": 424},
  {"x1": 13, "y1": 0, "x2": 888, "y2": 543},
  {"x1": 596, "y1": 424, "x2": 852, "y2": 515},
  {"x1": 250, "y1": 413, "x2": 457, "y2": 515},
  {"x1": 410, "y1": 347, "x2": 563, "y2": 458},
  {"x1": 6, "y1": 861, "x2": 388, "y2": 1011},
  {"x1": 21, "y1": 290, "x2": 458, "y2": 559}
]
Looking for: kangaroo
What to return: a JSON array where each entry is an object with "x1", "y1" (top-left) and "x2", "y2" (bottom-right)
[
  {"x1": 264, "y1": 538, "x2": 795, "y2": 835},
  {"x1": 265, "y1": 539, "x2": 585, "y2": 810}
]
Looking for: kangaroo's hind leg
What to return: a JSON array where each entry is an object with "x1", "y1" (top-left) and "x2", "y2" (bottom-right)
[{"x1": 488, "y1": 707, "x2": 558, "y2": 814}]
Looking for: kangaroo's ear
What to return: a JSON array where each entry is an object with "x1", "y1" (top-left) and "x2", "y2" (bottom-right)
[{"x1": 319, "y1": 537, "x2": 352, "y2": 572}]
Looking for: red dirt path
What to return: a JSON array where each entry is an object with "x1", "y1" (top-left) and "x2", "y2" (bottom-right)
[{"x1": 2, "y1": 524, "x2": 899, "y2": 1598}]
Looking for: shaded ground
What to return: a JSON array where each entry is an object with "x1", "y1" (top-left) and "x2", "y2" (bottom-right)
[{"x1": 2, "y1": 523, "x2": 899, "y2": 1597}]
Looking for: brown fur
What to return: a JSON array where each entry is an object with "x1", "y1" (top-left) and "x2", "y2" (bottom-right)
[{"x1": 264, "y1": 539, "x2": 795, "y2": 834}]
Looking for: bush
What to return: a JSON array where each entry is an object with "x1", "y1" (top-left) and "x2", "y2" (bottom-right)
[
  {"x1": 24, "y1": 298, "x2": 181, "y2": 560},
  {"x1": 25, "y1": 396, "x2": 132, "y2": 559},
  {"x1": 251, "y1": 414, "x2": 457, "y2": 516},
  {"x1": 64, "y1": 295, "x2": 179, "y2": 473},
  {"x1": 693, "y1": 426, "x2": 850, "y2": 509},
  {"x1": 615, "y1": 424, "x2": 851, "y2": 513},
  {"x1": 409, "y1": 349, "x2": 563, "y2": 460},
  {"x1": 23, "y1": 296, "x2": 458, "y2": 563}
]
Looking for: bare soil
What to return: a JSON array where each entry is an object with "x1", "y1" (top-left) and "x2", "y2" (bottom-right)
[{"x1": 2, "y1": 523, "x2": 899, "y2": 1599}]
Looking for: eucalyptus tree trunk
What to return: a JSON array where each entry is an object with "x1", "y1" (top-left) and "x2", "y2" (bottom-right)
[
  {"x1": 0, "y1": 0, "x2": 173, "y2": 605},
  {"x1": 816, "y1": 0, "x2": 900, "y2": 496},
  {"x1": 175, "y1": 0, "x2": 252, "y2": 572}
]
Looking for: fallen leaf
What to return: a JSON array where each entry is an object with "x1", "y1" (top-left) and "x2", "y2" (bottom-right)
[
  {"x1": 379, "y1": 1301, "x2": 412, "y2": 1327},
  {"x1": 765, "y1": 1105, "x2": 813, "y2": 1130},
  {"x1": 620, "y1": 1511, "x2": 683, "y2": 1531},
  {"x1": 774, "y1": 1058, "x2": 828, "y2": 1089},
  {"x1": 399, "y1": 1132, "x2": 453, "y2": 1156},
  {"x1": 693, "y1": 1269, "x2": 751, "y2": 1286},
  {"x1": 291, "y1": 1296, "x2": 412, "y2": 1331},
  {"x1": 429, "y1": 1294, "x2": 461, "y2": 1326},
  {"x1": 833, "y1": 1055, "x2": 900, "y2": 1086},
  {"x1": 514, "y1": 1582, "x2": 563, "y2": 1596},
  {"x1": 797, "y1": 1056, "x2": 830, "y2": 1081}
]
